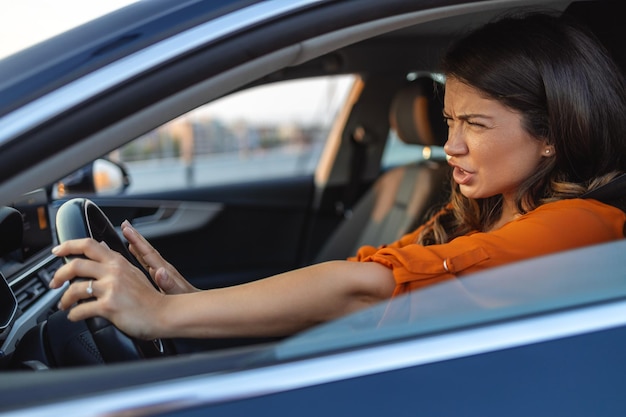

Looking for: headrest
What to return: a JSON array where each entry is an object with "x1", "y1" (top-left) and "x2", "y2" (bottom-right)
[{"x1": 389, "y1": 76, "x2": 447, "y2": 147}]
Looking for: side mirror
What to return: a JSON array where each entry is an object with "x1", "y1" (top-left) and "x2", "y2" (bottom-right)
[{"x1": 54, "y1": 159, "x2": 130, "y2": 198}]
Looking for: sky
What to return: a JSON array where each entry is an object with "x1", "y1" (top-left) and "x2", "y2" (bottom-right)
[
  {"x1": 0, "y1": 0, "x2": 354, "y2": 124},
  {"x1": 0, "y1": 0, "x2": 139, "y2": 59}
]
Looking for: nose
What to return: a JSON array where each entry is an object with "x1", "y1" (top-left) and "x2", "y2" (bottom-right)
[{"x1": 443, "y1": 124, "x2": 468, "y2": 157}]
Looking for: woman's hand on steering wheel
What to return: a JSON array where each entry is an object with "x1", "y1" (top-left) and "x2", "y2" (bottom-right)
[
  {"x1": 49, "y1": 238, "x2": 166, "y2": 341},
  {"x1": 121, "y1": 220, "x2": 200, "y2": 295}
]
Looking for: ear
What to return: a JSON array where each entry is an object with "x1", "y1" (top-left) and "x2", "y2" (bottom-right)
[{"x1": 541, "y1": 144, "x2": 555, "y2": 157}]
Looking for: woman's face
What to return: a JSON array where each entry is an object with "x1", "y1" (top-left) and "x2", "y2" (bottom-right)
[{"x1": 443, "y1": 77, "x2": 551, "y2": 202}]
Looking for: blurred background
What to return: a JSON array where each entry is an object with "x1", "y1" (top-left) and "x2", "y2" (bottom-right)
[{"x1": 3, "y1": 1, "x2": 422, "y2": 196}]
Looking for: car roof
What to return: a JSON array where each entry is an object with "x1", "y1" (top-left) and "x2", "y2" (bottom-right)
[{"x1": 0, "y1": 0, "x2": 260, "y2": 116}]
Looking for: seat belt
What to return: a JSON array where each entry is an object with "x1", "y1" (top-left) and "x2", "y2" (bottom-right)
[
  {"x1": 338, "y1": 125, "x2": 372, "y2": 218},
  {"x1": 581, "y1": 173, "x2": 626, "y2": 209},
  {"x1": 582, "y1": 173, "x2": 626, "y2": 238}
]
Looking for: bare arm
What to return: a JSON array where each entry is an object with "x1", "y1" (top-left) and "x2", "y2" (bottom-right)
[
  {"x1": 159, "y1": 260, "x2": 395, "y2": 339},
  {"x1": 50, "y1": 239, "x2": 395, "y2": 340}
]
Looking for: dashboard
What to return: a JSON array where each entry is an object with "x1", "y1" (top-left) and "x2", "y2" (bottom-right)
[{"x1": 0, "y1": 189, "x2": 64, "y2": 366}]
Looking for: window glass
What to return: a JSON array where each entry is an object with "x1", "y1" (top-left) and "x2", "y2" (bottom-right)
[
  {"x1": 381, "y1": 131, "x2": 427, "y2": 168},
  {"x1": 111, "y1": 76, "x2": 355, "y2": 194},
  {"x1": 276, "y1": 241, "x2": 626, "y2": 360},
  {"x1": 381, "y1": 132, "x2": 447, "y2": 169}
]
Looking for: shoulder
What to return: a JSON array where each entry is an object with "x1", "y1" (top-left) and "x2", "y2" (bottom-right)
[
  {"x1": 533, "y1": 198, "x2": 625, "y2": 217},
  {"x1": 520, "y1": 198, "x2": 625, "y2": 238}
]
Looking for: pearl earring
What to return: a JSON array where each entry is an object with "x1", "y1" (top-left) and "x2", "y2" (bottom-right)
[{"x1": 545, "y1": 149, "x2": 551, "y2": 154}]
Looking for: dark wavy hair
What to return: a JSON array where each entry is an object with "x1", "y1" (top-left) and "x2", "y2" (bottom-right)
[{"x1": 418, "y1": 11, "x2": 626, "y2": 245}]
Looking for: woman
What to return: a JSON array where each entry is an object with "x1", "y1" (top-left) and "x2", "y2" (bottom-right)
[{"x1": 50, "y1": 12, "x2": 626, "y2": 340}]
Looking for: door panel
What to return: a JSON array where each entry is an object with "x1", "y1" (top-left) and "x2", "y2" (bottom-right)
[{"x1": 92, "y1": 174, "x2": 316, "y2": 289}]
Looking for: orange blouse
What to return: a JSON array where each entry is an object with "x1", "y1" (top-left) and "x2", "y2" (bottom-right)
[{"x1": 350, "y1": 199, "x2": 626, "y2": 297}]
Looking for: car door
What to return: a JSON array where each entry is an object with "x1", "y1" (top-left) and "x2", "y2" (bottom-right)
[{"x1": 0, "y1": 0, "x2": 446, "y2": 291}]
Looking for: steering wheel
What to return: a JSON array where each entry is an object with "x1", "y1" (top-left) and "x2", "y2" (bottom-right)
[{"x1": 55, "y1": 198, "x2": 175, "y2": 362}]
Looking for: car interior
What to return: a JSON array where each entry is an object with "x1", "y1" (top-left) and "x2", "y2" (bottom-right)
[
  {"x1": 313, "y1": 75, "x2": 450, "y2": 263},
  {"x1": 0, "y1": 0, "x2": 624, "y2": 383}
]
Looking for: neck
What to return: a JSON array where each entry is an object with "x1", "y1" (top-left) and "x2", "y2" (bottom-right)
[{"x1": 487, "y1": 195, "x2": 520, "y2": 232}]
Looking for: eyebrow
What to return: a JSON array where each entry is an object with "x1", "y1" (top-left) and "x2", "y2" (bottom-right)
[{"x1": 443, "y1": 110, "x2": 493, "y2": 121}]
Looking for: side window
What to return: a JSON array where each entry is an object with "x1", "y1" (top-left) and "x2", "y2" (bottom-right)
[
  {"x1": 380, "y1": 131, "x2": 427, "y2": 168},
  {"x1": 380, "y1": 131, "x2": 447, "y2": 169},
  {"x1": 111, "y1": 76, "x2": 355, "y2": 194}
]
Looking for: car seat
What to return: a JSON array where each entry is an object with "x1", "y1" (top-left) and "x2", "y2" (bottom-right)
[{"x1": 314, "y1": 76, "x2": 451, "y2": 262}]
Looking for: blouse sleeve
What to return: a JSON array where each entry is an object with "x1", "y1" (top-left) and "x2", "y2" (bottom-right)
[{"x1": 350, "y1": 199, "x2": 625, "y2": 295}]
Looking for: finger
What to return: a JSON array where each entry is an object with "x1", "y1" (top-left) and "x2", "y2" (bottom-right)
[
  {"x1": 122, "y1": 221, "x2": 166, "y2": 270},
  {"x1": 126, "y1": 241, "x2": 141, "y2": 261},
  {"x1": 58, "y1": 279, "x2": 98, "y2": 311},
  {"x1": 123, "y1": 227, "x2": 144, "y2": 263},
  {"x1": 121, "y1": 220, "x2": 153, "y2": 252},
  {"x1": 154, "y1": 267, "x2": 173, "y2": 293},
  {"x1": 49, "y1": 257, "x2": 102, "y2": 289},
  {"x1": 50, "y1": 243, "x2": 129, "y2": 290},
  {"x1": 155, "y1": 267, "x2": 199, "y2": 295},
  {"x1": 154, "y1": 267, "x2": 188, "y2": 294},
  {"x1": 127, "y1": 243, "x2": 151, "y2": 272},
  {"x1": 52, "y1": 238, "x2": 113, "y2": 263},
  {"x1": 64, "y1": 292, "x2": 105, "y2": 322}
]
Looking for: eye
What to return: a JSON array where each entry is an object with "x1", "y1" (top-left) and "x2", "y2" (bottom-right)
[{"x1": 466, "y1": 119, "x2": 486, "y2": 128}]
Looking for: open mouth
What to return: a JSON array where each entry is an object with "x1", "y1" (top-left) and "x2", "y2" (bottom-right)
[{"x1": 453, "y1": 166, "x2": 474, "y2": 185}]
